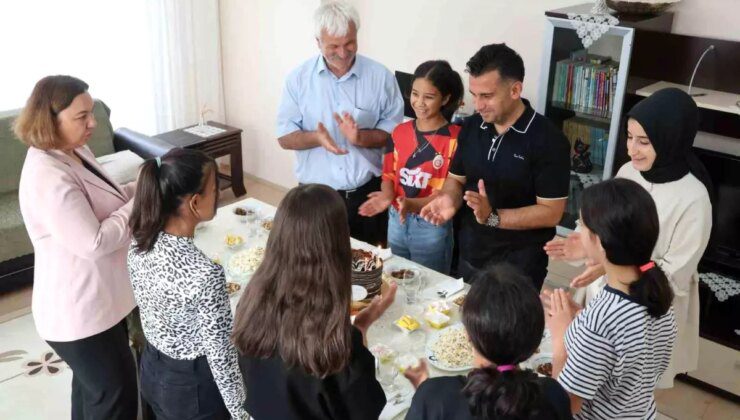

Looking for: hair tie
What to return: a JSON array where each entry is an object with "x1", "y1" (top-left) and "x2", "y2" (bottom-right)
[
  {"x1": 639, "y1": 261, "x2": 655, "y2": 272},
  {"x1": 496, "y1": 364, "x2": 517, "y2": 372},
  {"x1": 155, "y1": 157, "x2": 162, "y2": 168}
]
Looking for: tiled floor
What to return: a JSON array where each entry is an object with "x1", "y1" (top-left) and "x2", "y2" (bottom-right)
[{"x1": 2, "y1": 174, "x2": 738, "y2": 419}]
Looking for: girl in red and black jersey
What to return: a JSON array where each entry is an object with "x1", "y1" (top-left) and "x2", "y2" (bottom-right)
[{"x1": 359, "y1": 60, "x2": 463, "y2": 274}]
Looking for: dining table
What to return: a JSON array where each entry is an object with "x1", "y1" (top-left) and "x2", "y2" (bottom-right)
[{"x1": 194, "y1": 197, "x2": 553, "y2": 419}]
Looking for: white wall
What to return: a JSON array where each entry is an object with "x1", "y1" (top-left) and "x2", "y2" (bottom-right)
[
  {"x1": 0, "y1": 0, "x2": 158, "y2": 133},
  {"x1": 220, "y1": 0, "x2": 322, "y2": 188},
  {"x1": 220, "y1": 0, "x2": 740, "y2": 189},
  {"x1": 671, "y1": 0, "x2": 740, "y2": 41}
]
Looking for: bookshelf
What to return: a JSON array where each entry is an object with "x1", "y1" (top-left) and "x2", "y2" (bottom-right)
[
  {"x1": 537, "y1": 16, "x2": 635, "y2": 233},
  {"x1": 540, "y1": 11, "x2": 740, "y2": 398}
]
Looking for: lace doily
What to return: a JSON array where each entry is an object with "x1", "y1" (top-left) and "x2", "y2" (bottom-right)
[
  {"x1": 567, "y1": 1, "x2": 619, "y2": 49},
  {"x1": 573, "y1": 171, "x2": 602, "y2": 189},
  {"x1": 700, "y1": 272, "x2": 740, "y2": 302}
]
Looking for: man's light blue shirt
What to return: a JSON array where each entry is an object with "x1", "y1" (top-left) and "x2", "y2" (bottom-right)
[{"x1": 276, "y1": 54, "x2": 404, "y2": 190}]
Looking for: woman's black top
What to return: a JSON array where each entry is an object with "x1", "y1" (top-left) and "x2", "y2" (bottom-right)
[
  {"x1": 405, "y1": 375, "x2": 571, "y2": 420},
  {"x1": 239, "y1": 327, "x2": 385, "y2": 420}
]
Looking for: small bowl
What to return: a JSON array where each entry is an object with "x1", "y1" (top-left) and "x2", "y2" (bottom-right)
[
  {"x1": 384, "y1": 263, "x2": 421, "y2": 282},
  {"x1": 224, "y1": 233, "x2": 244, "y2": 250},
  {"x1": 449, "y1": 293, "x2": 466, "y2": 309},
  {"x1": 260, "y1": 216, "x2": 274, "y2": 232},
  {"x1": 528, "y1": 353, "x2": 553, "y2": 377},
  {"x1": 233, "y1": 206, "x2": 259, "y2": 223},
  {"x1": 606, "y1": 0, "x2": 677, "y2": 14}
]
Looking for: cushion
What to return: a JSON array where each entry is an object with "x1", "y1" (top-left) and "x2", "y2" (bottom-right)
[
  {"x1": 96, "y1": 150, "x2": 144, "y2": 185},
  {"x1": 0, "y1": 192, "x2": 33, "y2": 262},
  {"x1": 0, "y1": 100, "x2": 116, "y2": 194},
  {"x1": 86, "y1": 101, "x2": 116, "y2": 157},
  {"x1": 0, "y1": 109, "x2": 29, "y2": 195}
]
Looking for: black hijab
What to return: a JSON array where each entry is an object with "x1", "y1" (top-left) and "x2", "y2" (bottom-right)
[{"x1": 626, "y1": 87, "x2": 713, "y2": 200}]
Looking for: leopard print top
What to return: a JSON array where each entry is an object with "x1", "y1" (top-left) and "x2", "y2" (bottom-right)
[{"x1": 128, "y1": 232, "x2": 247, "y2": 419}]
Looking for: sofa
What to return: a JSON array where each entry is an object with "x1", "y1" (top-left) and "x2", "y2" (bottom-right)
[{"x1": 0, "y1": 100, "x2": 173, "y2": 291}]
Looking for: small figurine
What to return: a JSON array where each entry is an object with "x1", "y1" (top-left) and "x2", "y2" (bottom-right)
[{"x1": 572, "y1": 139, "x2": 593, "y2": 173}]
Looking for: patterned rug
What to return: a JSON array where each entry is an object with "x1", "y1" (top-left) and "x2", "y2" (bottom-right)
[
  {"x1": 0, "y1": 311, "x2": 679, "y2": 420},
  {"x1": 0, "y1": 313, "x2": 71, "y2": 419}
]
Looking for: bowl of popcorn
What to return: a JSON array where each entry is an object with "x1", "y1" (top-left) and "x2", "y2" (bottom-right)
[{"x1": 227, "y1": 246, "x2": 265, "y2": 280}]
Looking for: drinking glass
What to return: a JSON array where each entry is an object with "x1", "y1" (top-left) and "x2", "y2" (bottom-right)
[
  {"x1": 377, "y1": 357, "x2": 399, "y2": 394},
  {"x1": 401, "y1": 273, "x2": 422, "y2": 305}
]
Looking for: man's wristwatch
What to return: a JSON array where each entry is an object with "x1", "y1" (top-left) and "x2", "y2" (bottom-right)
[{"x1": 485, "y1": 209, "x2": 500, "y2": 228}]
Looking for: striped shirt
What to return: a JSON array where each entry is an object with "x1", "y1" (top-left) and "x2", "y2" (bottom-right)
[{"x1": 558, "y1": 286, "x2": 677, "y2": 419}]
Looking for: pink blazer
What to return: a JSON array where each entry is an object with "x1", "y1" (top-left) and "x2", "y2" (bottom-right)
[{"x1": 18, "y1": 145, "x2": 137, "y2": 342}]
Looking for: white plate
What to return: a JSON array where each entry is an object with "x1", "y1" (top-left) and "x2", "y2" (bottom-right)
[
  {"x1": 352, "y1": 285, "x2": 368, "y2": 301},
  {"x1": 425, "y1": 323, "x2": 474, "y2": 372}
]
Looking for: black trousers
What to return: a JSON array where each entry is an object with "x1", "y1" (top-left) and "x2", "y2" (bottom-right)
[
  {"x1": 338, "y1": 177, "x2": 388, "y2": 246},
  {"x1": 47, "y1": 319, "x2": 138, "y2": 420},
  {"x1": 459, "y1": 242, "x2": 549, "y2": 291},
  {"x1": 140, "y1": 343, "x2": 230, "y2": 420}
]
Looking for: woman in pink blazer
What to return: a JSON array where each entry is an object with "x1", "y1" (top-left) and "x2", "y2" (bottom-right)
[{"x1": 15, "y1": 75, "x2": 138, "y2": 419}]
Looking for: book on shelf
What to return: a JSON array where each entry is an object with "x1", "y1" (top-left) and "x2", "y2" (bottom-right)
[{"x1": 551, "y1": 50, "x2": 619, "y2": 118}]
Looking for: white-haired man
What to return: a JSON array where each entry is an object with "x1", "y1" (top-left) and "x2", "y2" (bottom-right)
[{"x1": 276, "y1": 1, "x2": 404, "y2": 245}]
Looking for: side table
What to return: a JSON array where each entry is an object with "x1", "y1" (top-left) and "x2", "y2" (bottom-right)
[{"x1": 155, "y1": 121, "x2": 247, "y2": 197}]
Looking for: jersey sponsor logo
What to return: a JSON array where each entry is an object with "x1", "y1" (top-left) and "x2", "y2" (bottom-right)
[
  {"x1": 513, "y1": 154, "x2": 525, "y2": 161},
  {"x1": 399, "y1": 167, "x2": 432, "y2": 189}
]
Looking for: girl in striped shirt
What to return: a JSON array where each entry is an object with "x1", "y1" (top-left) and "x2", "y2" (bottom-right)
[{"x1": 547, "y1": 178, "x2": 677, "y2": 419}]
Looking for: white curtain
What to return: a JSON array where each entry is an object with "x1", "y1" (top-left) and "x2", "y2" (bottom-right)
[
  {"x1": 0, "y1": 1, "x2": 157, "y2": 133},
  {"x1": 0, "y1": 0, "x2": 224, "y2": 135},
  {"x1": 147, "y1": 0, "x2": 226, "y2": 132}
]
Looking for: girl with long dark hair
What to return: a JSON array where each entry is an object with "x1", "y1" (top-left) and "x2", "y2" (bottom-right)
[
  {"x1": 233, "y1": 183, "x2": 397, "y2": 419},
  {"x1": 359, "y1": 60, "x2": 464, "y2": 273},
  {"x1": 127, "y1": 148, "x2": 247, "y2": 419},
  {"x1": 549, "y1": 178, "x2": 677, "y2": 418},
  {"x1": 404, "y1": 264, "x2": 571, "y2": 419}
]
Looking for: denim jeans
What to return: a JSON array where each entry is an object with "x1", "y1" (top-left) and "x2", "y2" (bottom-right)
[
  {"x1": 140, "y1": 343, "x2": 230, "y2": 420},
  {"x1": 387, "y1": 206, "x2": 453, "y2": 274}
]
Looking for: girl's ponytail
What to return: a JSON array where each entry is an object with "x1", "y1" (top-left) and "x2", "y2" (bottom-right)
[
  {"x1": 464, "y1": 365, "x2": 542, "y2": 418},
  {"x1": 630, "y1": 261, "x2": 674, "y2": 317},
  {"x1": 130, "y1": 159, "x2": 165, "y2": 253}
]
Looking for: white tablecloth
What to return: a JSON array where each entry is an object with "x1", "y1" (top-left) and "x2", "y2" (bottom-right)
[{"x1": 194, "y1": 198, "x2": 551, "y2": 419}]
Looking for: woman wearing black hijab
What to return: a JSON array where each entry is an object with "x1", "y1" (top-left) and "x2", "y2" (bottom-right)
[{"x1": 544, "y1": 87, "x2": 713, "y2": 388}]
